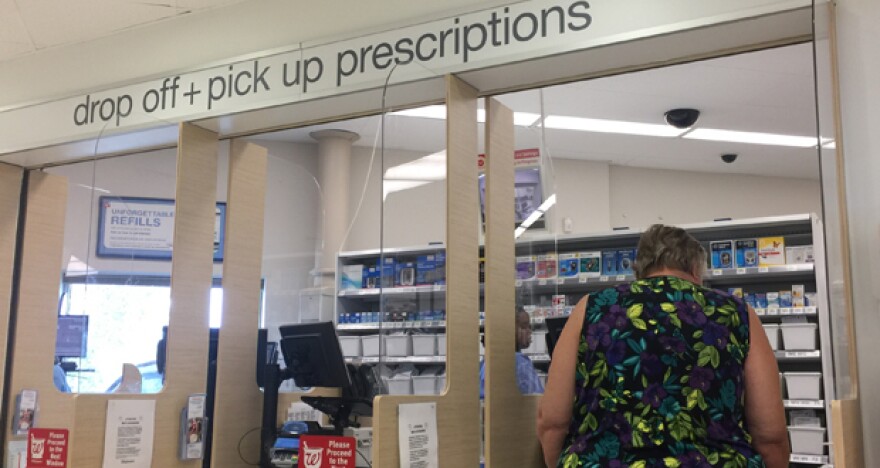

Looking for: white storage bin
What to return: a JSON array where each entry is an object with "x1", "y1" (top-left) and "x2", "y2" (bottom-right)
[
  {"x1": 339, "y1": 336, "x2": 361, "y2": 358},
  {"x1": 412, "y1": 334, "x2": 438, "y2": 356},
  {"x1": 780, "y1": 323, "x2": 817, "y2": 350},
  {"x1": 362, "y1": 335, "x2": 381, "y2": 357},
  {"x1": 437, "y1": 334, "x2": 447, "y2": 356},
  {"x1": 784, "y1": 372, "x2": 822, "y2": 400},
  {"x1": 384, "y1": 376, "x2": 412, "y2": 395},
  {"x1": 762, "y1": 324, "x2": 780, "y2": 351},
  {"x1": 532, "y1": 331, "x2": 548, "y2": 355},
  {"x1": 436, "y1": 374, "x2": 446, "y2": 394},
  {"x1": 788, "y1": 426, "x2": 825, "y2": 455},
  {"x1": 412, "y1": 375, "x2": 438, "y2": 395},
  {"x1": 383, "y1": 334, "x2": 413, "y2": 357}
]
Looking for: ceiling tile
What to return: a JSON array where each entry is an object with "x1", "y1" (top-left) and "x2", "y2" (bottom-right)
[
  {"x1": 16, "y1": 0, "x2": 186, "y2": 49},
  {"x1": 0, "y1": 0, "x2": 31, "y2": 43}
]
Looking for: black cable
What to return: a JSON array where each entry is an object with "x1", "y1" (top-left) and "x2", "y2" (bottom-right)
[
  {"x1": 236, "y1": 426, "x2": 262, "y2": 466},
  {"x1": 355, "y1": 447, "x2": 373, "y2": 468}
]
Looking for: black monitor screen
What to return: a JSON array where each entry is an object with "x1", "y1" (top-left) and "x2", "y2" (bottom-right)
[
  {"x1": 278, "y1": 322, "x2": 350, "y2": 390},
  {"x1": 56, "y1": 315, "x2": 88, "y2": 357},
  {"x1": 545, "y1": 316, "x2": 568, "y2": 358}
]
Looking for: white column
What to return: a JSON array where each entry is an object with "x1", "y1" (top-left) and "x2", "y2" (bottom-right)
[
  {"x1": 311, "y1": 129, "x2": 359, "y2": 288},
  {"x1": 834, "y1": 0, "x2": 880, "y2": 465}
]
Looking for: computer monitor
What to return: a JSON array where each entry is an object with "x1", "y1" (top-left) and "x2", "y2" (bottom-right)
[
  {"x1": 545, "y1": 316, "x2": 568, "y2": 358},
  {"x1": 55, "y1": 315, "x2": 88, "y2": 358},
  {"x1": 278, "y1": 322, "x2": 350, "y2": 390}
]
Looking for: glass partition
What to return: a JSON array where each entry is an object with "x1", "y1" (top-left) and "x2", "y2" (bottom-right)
[
  {"x1": 45, "y1": 122, "x2": 189, "y2": 394},
  {"x1": 490, "y1": 41, "x2": 829, "y2": 464}
]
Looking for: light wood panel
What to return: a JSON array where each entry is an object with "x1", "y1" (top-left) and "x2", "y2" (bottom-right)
[
  {"x1": 70, "y1": 122, "x2": 218, "y2": 466},
  {"x1": 371, "y1": 74, "x2": 481, "y2": 467},
  {"x1": 3, "y1": 171, "x2": 72, "y2": 444},
  {"x1": 0, "y1": 164, "x2": 23, "y2": 401},
  {"x1": 483, "y1": 99, "x2": 543, "y2": 467},
  {"x1": 210, "y1": 140, "x2": 268, "y2": 467},
  {"x1": 831, "y1": 399, "x2": 864, "y2": 468}
]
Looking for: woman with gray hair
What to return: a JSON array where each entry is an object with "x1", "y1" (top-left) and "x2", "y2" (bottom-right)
[{"x1": 537, "y1": 224, "x2": 788, "y2": 467}]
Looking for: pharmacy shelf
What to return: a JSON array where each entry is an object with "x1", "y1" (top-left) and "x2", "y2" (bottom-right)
[
  {"x1": 337, "y1": 321, "x2": 446, "y2": 331},
  {"x1": 785, "y1": 400, "x2": 825, "y2": 409},
  {"x1": 338, "y1": 284, "x2": 446, "y2": 298},
  {"x1": 345, "y1": 356, "x2": 446, "y2": 365},
  {"x1": 756, "y1": 306, "x2": 818, "y2": 318},
  {"x1": 790, "y1": 454, "x2": 829, "y2": 465},
  {"x1": 525, "y1": 353, "x2": 551, "y2": 364},
  {"x1": 704, "y1": 263, "x2": 814, "y2": 279}
]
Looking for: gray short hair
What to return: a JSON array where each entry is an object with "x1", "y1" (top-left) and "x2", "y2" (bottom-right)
[{"x1": 634, "y1": 224, "x2": 706, "y2": 279}]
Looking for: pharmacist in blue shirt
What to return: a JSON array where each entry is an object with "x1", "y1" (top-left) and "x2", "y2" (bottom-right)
[{"x1": 480, "y1": 307, "x2": 545, "y2": 397}]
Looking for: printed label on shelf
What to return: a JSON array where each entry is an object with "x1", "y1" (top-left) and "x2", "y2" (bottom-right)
[
  {"x1": 755, "y1": 308, "x2": 766, "y2": 316},
  {"x1": 805, "y1": 306, "x2": 817, "y2": 314},
  {"x1": 578, "y1": 276, "x2": 588, "y2": 283},
  {"x1": 790, "y1": 454, "x2": 827, "y2": 464},
  {"x1": 600, "y1": 276, "x2": 609, "y2": 282},
  {"x1": 759, "y1": 267, "x2": 770, "y2": 273},
  {"x1": 539, "y1": 280, "x2": 548, "y2": 286},
  {"x1": 515, "y1": 280, "x2": 523, "y2": 287},
  {"x1": 785, "y1": 400, "x2": 823, "y2": 408},
  {"x1": 736, "y1": 268, "x2": 747, "y2": 275},
  {"x1": 712, "y1": 269, "x2": 722, "y2": 276},
  {"x1": 787, "y1": 265, "x2": 799, "y2": 272},
  {"x1": 616, "y1": 275, "x2": 626, "y2": 282},
  {"x1": 556, "y1": 278, "x2": 565, "y2": 285},
  {"x1": 766, "y1": 308, "x2": 779, "y2": 316},
  {"x1": 780, "y1": 308, "x2": 792, "y2": 315}
]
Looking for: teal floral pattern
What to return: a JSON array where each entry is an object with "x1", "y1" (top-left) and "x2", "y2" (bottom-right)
[{"x1": 558, "y1": 276, "x2": 764, "y2": 468}]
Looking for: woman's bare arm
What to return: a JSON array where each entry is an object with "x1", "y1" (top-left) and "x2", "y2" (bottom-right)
[
  {"x1": 538, "y1": 296, "x2": 587, "y2": 467},
  {"x1": 743, "y1": 305, "x2": 790, "y2": 468}
]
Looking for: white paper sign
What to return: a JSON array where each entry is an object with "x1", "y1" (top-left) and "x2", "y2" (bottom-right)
[
  {"x1": 398, "y1": 402, "x2": 439, "y2": 468},
  {"x1": 103, "y1": 400, "x2": 156, "y2": 468},
  {"x1": 5, "y1": 440, "x2": 27, "y2": 468}
]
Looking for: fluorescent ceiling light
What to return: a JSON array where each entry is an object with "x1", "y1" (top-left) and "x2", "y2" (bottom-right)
[
  {"x1": 536, "y1": 193, "x2": 556, "y2": 213},
  {"x1": 543, "y1": 115, "x2": 685, "y2": 137},
  {"x1": 393, "y1": 105, "x2": 541, "y2": 127},
  {"x1": 684, "y1": 128, "x2": 820, "y2": 147},
  {"x1": 514, "y1": 226, "x2": 527, "y2": 238},
  {"x1": 822, "y1": 140, "x2": 836, "y2": 149}
]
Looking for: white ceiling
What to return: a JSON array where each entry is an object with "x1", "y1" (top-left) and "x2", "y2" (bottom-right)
[
  {"x1": 0, "y1": 0, "x2": 248, "y2": 62},
  {"x1": 254, "y1": 42, "x2": 824, "y2": 180}
]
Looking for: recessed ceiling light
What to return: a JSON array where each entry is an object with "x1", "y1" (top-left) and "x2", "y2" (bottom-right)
[
  {"x1": 543, "y1": 115, "x2": 686, "y2": 137},
  {"x1": 684, "y1": 128, "x2": 819, "y2": 147}
]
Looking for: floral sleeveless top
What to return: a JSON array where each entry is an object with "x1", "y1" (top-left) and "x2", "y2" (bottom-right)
[{"x1": 558, "y1": 276, "x2": 764, "y2": 468}]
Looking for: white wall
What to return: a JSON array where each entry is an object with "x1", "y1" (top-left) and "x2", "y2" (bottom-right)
[
  {"x1": 608, "y1": 166, "x2": 821, "y2": 228},
  {"x1": 835, "y1": 0, "x2": 880, "y2": 464},
  {"x1": 545, "y1": 159, "x2": 611, "y2": 234},
  {"x1": 345, "y1": 145, "x2": 446, "y2": 251}
]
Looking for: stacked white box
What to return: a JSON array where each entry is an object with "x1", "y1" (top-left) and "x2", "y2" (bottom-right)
[
  {"x1": 762, "y1": 324, "x2": 780, "y2": 351},
  {"x1": 780, "y1": 323, "x2": 817, "y2": 350},
  {"x1": 339, "y1": 336, "x2": 362, "y2": 357},
  {"x1": 384, "y1": 376, "x2": 412, "y2": 395},
  {"x1": 412, "y1": 375, "x2": 437, "y2": 395},
  {"x1": 362, "y1": 335, "x2": 381, "y2": 357},
  {"x1": 436, "y1": 374, "x2": 446, "y2": 393},
  {"x1": 788, "y1": 426, "x2": 825, "y2": 455},
  {"x1": 383, "y1": 334, "x2": 412, "y2": 357},
  {"x1": 437, "y1": 334, "x2": 447, "y2": 356},
  {"x1": 784, "y1": 372, "x2": 822, "y2": 400},
  {"x1": 412, "y1": 334, "x2": 438, "y2": 356}
]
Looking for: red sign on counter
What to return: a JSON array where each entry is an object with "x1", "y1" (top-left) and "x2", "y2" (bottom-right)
[
  {"x1": 27, "y1": 428, "x2": 69, "y2": 467},
  {"x1": 298, "y1": 435, "x2": 356, "y2": 468}
]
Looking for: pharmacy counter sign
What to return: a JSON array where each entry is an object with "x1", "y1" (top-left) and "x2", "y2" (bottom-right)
[{"x1": 97, "y1": 196, "x2": 226, "y2": 262}]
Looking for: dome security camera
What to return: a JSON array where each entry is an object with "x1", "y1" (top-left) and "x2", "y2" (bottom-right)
[
  {"x1": 721, "y1": 153, "x2": 738, "y2": 163},
  {"x1": 664, "y1": 108, "x2": 701, "y2": 129}
]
